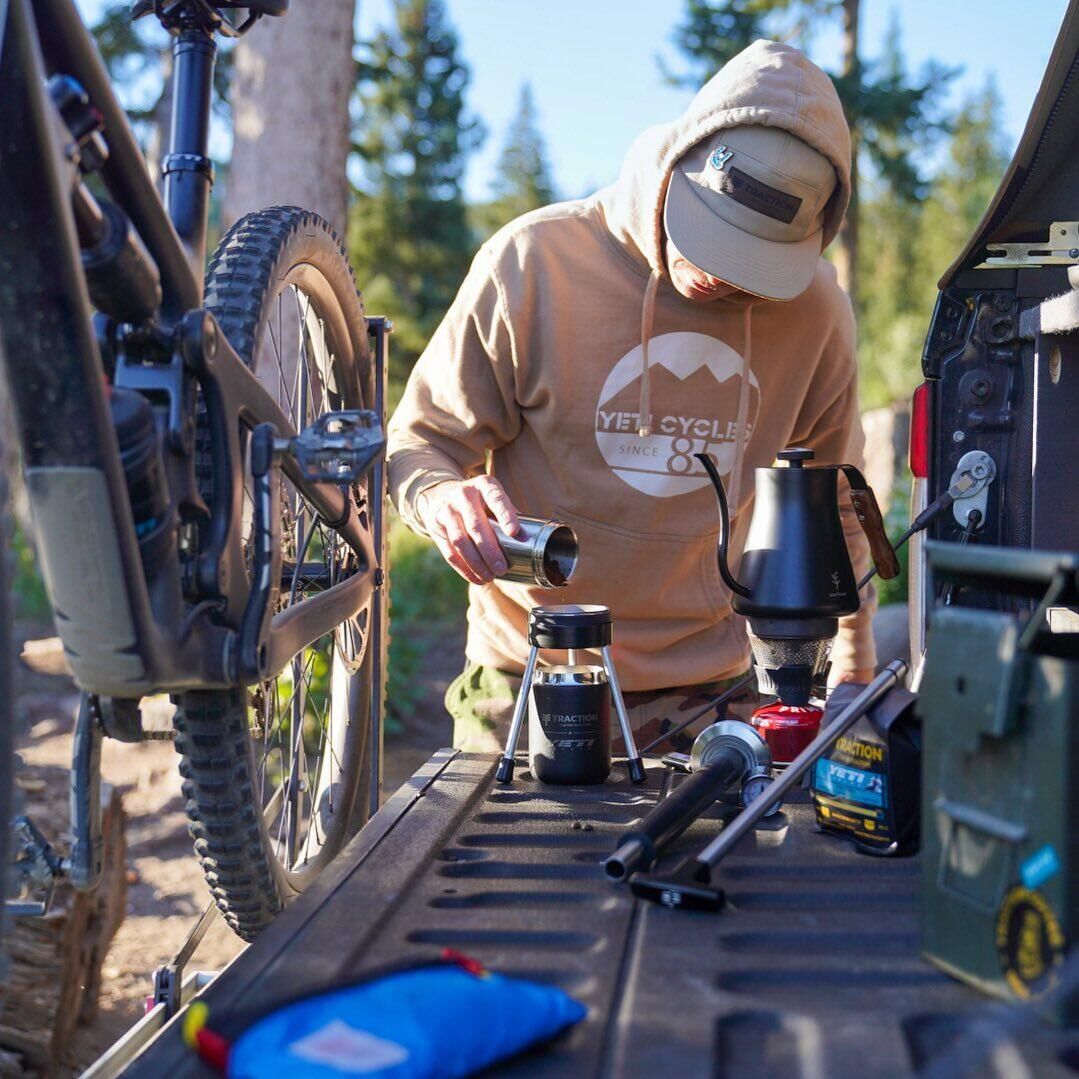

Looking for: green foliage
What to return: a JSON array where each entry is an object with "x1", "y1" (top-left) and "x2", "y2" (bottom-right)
[
  {"x1": 917, "y1": 79, "x2": 1010, "y2": 292},
  {"x1": 90, "y1": 4, "x2": 233, "y2": 155},
  {"x1": 472, "y1": 83, "x2": 557, "y2": 238},
  {"x1": 351, "y1": 0, "x2": 484, "y2": 380},
  {"x1": 832, "y1": 12, "x2": 954, "y2": 203},
  {"x1": 876, "y1": 468, "x2": 912, "y2": 607},
  {"x1": 13, "y1": 520, "x2": 52, "y2": 624},
  {"x1": 659, "y1": 0, "x2": 818, "y2": 84},
  {"x1": 857, "y1": 79, "x2": 1009, "y2": 407},
  {"x1": 386, "y1": 515, "x2": 467, "y2": 725}
]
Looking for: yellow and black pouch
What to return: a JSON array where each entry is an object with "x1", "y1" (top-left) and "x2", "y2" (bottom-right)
[{"x1": 810, "y1": 682, "x2": 920, "y2": 856}]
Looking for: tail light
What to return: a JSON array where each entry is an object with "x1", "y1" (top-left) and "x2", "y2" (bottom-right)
[{"x1": 909, "y1": 382, "x2": 930, "y2": 479}]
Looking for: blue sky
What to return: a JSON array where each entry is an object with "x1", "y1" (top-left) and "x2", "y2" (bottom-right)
[
  {"x1": 359, "y1": 0, "x2": 1070, "y2": 202},
  {"x1": 77, "y1": 0, "x2": 1070, "y2": 203}
]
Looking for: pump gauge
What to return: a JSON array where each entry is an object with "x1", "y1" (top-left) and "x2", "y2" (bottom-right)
[{"x1": 741, "y1": 771, "x2": 781, "y2": 817}]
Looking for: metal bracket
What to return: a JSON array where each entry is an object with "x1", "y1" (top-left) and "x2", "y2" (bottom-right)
[
  {"x1": 977, "y1": 221, "x2": 1079, "y2": 268},
  {"x1": 152, "y1": 900, "x2": 221, "y2": 1018},
  {"x1": 950, "y1": 451, "x2": 996, "y2": 527}
]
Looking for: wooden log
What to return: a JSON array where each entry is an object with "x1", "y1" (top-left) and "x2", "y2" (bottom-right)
[{"x1": 0, "y1": 781, "x2": 127, "y2": 1074}]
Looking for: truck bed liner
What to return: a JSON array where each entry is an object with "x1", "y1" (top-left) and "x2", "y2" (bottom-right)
[{"x1": 123, "y1": 751, "x2": 1078, "y2": 1077}]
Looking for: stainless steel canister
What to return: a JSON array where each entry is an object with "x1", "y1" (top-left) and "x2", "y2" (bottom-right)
[
  {"x1": 528, "y1": 665, "x2": 611, "y2": 784},
  {"x1": 491, "y1": 516, "x2": 578, "y2": 588}
]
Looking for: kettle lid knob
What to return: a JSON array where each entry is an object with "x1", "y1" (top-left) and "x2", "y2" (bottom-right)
[{"x1": 777, "y1": 447, "x2": 815, "y2": 468}]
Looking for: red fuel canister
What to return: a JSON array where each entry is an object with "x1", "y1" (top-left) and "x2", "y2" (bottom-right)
[{"x1": 751, "y1": 702, "x2": 824, "y2": 767}]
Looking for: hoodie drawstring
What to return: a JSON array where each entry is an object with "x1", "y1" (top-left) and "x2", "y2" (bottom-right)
[
  {"x1": 637, "y1": 268, "x2": 662, "y2": 437},
  {"x1": 726, "y1": 302, "x2": 753, "y2": 514},
  {"x1": 636, "y1": 278, "x2": 754, "y2": 520}
]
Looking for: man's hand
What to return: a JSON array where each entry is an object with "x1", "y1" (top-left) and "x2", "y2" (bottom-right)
[
  {"x1": 420, "y1": 477, "x2": 522, "y2": 585},
  {"x1": 829, "y1": 667, "x2": 875, "y2": 688}
]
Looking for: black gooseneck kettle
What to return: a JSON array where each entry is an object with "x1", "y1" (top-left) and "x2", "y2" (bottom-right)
[{"x1": 695, "y1": 448, "x2": 900, "y2": 703}]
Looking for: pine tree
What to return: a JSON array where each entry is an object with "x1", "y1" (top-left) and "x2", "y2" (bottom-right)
[
  {"x1": 857, "y1": 79, "x2": 1009, "y2": 407},
  {"x1": 660, "y1": 0, "x2": 953, "y2": 308},
  {"x1": 474, "y1": 83, "x2": 557, "y2": 238},
  {"x1": 917, "y1": 78, "x2": 1009, "y2": 294},
  {"x1": 350, "y1": 0, "x2": 483, "y2": 376}
]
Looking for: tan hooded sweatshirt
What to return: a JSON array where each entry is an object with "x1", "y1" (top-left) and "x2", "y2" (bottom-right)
[{"x1": 387, "y1": 40, "x2": 877, "y2": 691}]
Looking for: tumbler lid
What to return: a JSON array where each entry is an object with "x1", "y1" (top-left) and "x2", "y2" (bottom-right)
[{"x1": 528, "y1": 604, "x2": 613, "y2": 649}]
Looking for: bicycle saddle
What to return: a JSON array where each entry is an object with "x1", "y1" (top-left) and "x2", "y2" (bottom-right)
[
  {"x1": 218, "y1": 0, "x2": 289, "y2": 14},
  {"x1": 131, "y1": 1, "x2": 289, "y2": 19}
]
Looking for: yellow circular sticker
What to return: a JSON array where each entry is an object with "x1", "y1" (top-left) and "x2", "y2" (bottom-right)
[{"x1": 995, "y1": 886, "x2": 1066, "y2": 999}]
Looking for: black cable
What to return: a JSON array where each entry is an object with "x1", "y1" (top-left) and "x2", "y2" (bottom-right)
[
  {"x1": 638, "y1": 670, "x2": 756, "y2": 756},
  {"x1": 857, "y1": 478, "x2": 975, "y2": 592}
]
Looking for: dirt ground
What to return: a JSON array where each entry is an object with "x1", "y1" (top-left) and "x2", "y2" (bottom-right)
[{"x1": 8, "y1": 622, "x2": 461, "y2": 1076}]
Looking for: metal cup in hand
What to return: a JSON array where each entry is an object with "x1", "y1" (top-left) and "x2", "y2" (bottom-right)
[{"x1": 491, "y1": 516, "x2": 578, "y2": 588}]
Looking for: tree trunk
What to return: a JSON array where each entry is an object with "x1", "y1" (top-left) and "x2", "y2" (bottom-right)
[
  {"x1": 223, "y1": 2, "x2": 357, "y2": 237},
  {"x1": 0, "y1": 784, "x2": 126, "y2": 1073},
  {"x1": 834, "y1": 0, "x2": 860, "y2": 309},
  {"x1": 146, "y1": 47, "x2": 173, "y2": 186}
]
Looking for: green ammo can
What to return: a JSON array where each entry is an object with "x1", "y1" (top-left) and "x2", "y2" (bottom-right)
[{"x1": 919, "y1": 543, "x2": 1078, "y2": 1024}]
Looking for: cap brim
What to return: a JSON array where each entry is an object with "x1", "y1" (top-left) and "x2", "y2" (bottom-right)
[{"x1": 663, "y1": 166, "x2": 823, "y2": 301}]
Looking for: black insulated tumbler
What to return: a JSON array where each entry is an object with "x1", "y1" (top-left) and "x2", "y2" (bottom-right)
[{"x1": 529, "y1": 666, "x2": 611, "y2": 784}]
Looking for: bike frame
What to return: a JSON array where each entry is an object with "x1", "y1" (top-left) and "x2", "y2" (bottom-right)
[{"x1": 0, "y1": 0, "x2": 383, "y2": 697}]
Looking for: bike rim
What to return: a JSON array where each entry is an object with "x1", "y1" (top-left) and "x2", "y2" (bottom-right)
[{"x1": 244, "y1": 275, "x2": 368, "y2": 886}]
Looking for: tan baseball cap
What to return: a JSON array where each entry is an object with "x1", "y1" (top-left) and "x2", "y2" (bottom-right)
[{"x1": 663, "y1": 125, "x2": 838, "y2": 300}]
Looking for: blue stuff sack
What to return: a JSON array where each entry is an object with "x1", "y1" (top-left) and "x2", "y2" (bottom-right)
[{"x1": 217, "y1": 957, "x2": 586, "y2": 1078}]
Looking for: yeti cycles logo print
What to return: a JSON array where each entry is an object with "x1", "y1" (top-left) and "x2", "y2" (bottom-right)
[{"x1": 595, "y1": 332, "x2": 760, "y2": 498}]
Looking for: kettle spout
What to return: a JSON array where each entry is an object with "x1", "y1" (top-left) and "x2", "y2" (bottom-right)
[{"x1": 694, "y1": 453, "x2": 752, "y2": 599}]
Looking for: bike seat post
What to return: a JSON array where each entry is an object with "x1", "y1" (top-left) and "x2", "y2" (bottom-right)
[{"x1": 164, "y1": 24, "x2": 217, "y2": 287}]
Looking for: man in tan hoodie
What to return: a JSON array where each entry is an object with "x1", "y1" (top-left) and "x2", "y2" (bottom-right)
[{"x1": 387, "y1": 41, "x2": 877, "y2": 753}]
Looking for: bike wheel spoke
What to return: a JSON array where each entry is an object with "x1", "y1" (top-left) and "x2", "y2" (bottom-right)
[{"x1": 243, "y1": 277, "x2": 365, "y2": 879}]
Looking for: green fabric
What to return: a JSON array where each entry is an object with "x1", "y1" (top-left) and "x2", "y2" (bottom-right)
[
  {"x1": 446, "y1": 661, "x2": 757, "y2": 754},
  {"x1": 445, "y1": 661, "x2": 518, "y2": 740}
]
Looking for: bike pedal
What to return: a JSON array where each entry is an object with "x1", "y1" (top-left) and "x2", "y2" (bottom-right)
[
  {"x1": 6, "y1": 815, "x2": 66, "y2": 917},
  {"x1": 288, "y1": 410, "x2": 385, "y2": 484}
]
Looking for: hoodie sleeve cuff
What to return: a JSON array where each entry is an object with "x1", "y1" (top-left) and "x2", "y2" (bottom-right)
[
  {"x1": 830, "y1": 581, "x2": 879, "y2": 676},
  {"x1": 388, "y1": 446, "x2": 466, "y2": 537}
]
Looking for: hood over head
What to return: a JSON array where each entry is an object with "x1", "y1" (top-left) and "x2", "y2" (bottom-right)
[{"x1": 597, "y1": 40, "x2": 851, "y2": 284}]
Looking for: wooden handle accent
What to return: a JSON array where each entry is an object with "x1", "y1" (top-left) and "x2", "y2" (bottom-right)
[{"x1": 849, "y1": 488, "x2": 901, "y2": 581}]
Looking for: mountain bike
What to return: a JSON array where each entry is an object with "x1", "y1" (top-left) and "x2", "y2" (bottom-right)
[{"x1": 0, "y1": 0, "x2": 389, "y2": 942}]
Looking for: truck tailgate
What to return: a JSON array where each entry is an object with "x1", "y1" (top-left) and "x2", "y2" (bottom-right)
[{"x1": 123, "y1": 750, "x2": 1077, "y2": 1077}]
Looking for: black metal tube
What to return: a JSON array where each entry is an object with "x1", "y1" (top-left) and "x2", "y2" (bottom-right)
[
  {"x1": 605, "y1": 752, "x2": 745, "y2": 881},
  {"x1": 32, "y1": 0, "x2": 200, "y2": 319},
  {"x1": 693, "y1": 660, "x2": 907, "y2": 874},
  {"x1": 164, "y1": 29, "x2": 216, "y2": 275}
]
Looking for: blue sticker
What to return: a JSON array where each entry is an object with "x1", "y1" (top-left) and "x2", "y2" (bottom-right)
[
  {"x1": 1020, "y1": 845, "x2": 1061, "y2": 890},
  {"x1": 813, "y1": 759, "x2": 887, "y2": 808}
]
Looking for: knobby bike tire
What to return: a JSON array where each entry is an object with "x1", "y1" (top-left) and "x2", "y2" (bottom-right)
[
  {"x1": 177, "y1": 207, "x2": 386, "y2": 941},
  {"x1": 0, "y1": 445, "x2": 13, "y2": 970}
]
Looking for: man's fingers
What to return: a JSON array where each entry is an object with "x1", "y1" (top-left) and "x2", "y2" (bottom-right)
[
  {"x1": 437, "y1": 504, "x2": 493, "y2": 584},
  {"x1": 460, "y1": 487, "x2": 509, "y2": 576},
  {"x1": 478, "y1": 477, "x2": 521, "y2": 537},
  {"x1": 431, "y1": 528, "x2": 487, "y2": 585}
]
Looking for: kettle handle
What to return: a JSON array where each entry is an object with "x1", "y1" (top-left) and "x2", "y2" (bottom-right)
[
  {"x1": 839, "y1": 465, "x2": 901, "y2": 581},
  {"x1": 694, "y1": 453, "x2": 752, "y2": 599}
]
